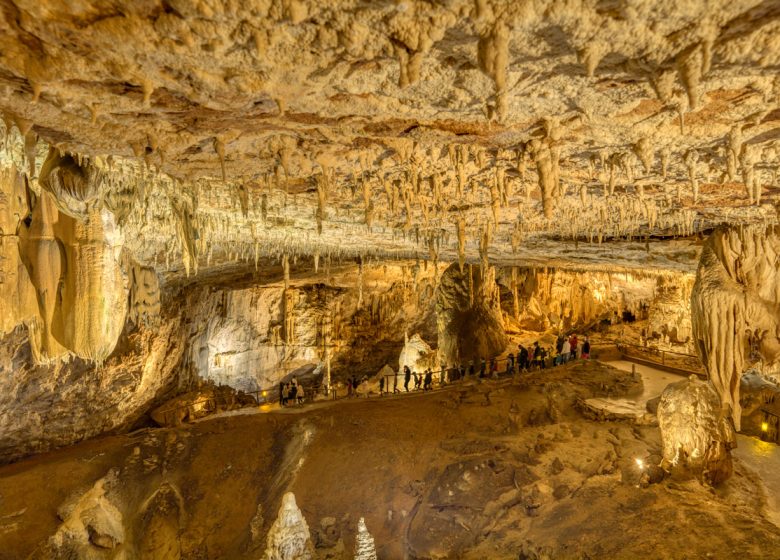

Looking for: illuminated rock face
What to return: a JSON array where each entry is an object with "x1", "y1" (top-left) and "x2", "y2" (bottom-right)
[
  {"x1": 657, "y1": 376, "x2": 735, "y2": 485},
  {"x1": 692, "y1": 225, "x2": 780, "y2": 430},
  {"x1": 436, "y1": 263, "x2": 507, "y2": 366},
  {"x1": 398, "y1": 332, "x2": 437, "y2": 375}
]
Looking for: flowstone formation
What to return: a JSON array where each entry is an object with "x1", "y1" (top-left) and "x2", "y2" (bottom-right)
[
  {"x1": 692, "y1": 225, "x2": 780, "y2": 430},
  {"x1": 657, "y1": 376, "x2": 735, "y2": 485},
  {"x1": 436, "y1": 263, "x2": 507, "y2": 366}
]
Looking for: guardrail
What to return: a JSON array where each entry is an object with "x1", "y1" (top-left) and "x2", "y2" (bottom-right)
[{"x1": 616, "y1": 342, "x2": 705, "y2": 375}]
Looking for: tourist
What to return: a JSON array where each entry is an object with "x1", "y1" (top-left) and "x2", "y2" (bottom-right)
[
  {"x1": 561, "y1": 337, "x2": 571, "y2": 364},
  {"x1": 414, "y1": 371, "x2": 422, "y2": 390},
  {"x1": 518, "y1": 345, "x2": 529, "y2": 371},
  {"x1": 480, "y1": 357, "x2": 487, "y2": 378},
  {"x1": 469, "y1": 360, "x2": 475, "y2": 376},
  {"x1": 507, "y1": 353, "x2": 515, "y2": 374},
  {"x1": 532, "y1": 342, "x2": 542, "y2": 369},
  {"x1": 490, "y1": 357, "x2": 498, "y2": 378},
  {"x1": 459, "y1": 364, "x2": 466, "y2": 380},
  {"x1": 288, "y1": 382, "x2": 298, "y2": 404},
  {"x1": 297, "y1": 383, "x2": 305, "y2": 404},
  {"x1": 569, "y1": 334, "x2": 578, "y2": 360},
  {"x1": 394, "y1": 371, "x2": 400, "y2": 393},
  {"x1": 379, "y1": 376, "x2": 385, "y2": 394},
  {"x1": 582, "y1": 336, "x2": 591, "y2": 359},
  {"x1": 404, "y1": 366, "x2": 411, "y2": 392},
  {"x1": 424, "y1": 369, "x2": 433, "y2": 391},
  {"x1": 556, "y1": 334, "x2": 565, "y2": 356}
]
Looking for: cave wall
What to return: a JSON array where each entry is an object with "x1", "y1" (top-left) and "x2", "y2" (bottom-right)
[
  {"x1": 182, "y1": 263, "x2": 440, "y2": 392},
  {"x1": 498, "y1": 266, "x2": 694, "y2": 350}
]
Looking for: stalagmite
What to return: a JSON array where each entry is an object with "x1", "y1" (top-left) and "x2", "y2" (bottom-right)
[
  {"x1": 658, "y1": 376, "x2": 735, "y2": 485},
  {"x1": 263, "y1": 493, "x2": 313, "y2": 560},
  {"x1": 354, "y1": 518, "x2": 377, "y2": 560}
]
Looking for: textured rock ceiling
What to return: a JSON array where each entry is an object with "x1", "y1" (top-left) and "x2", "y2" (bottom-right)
[{"x1": 1, "y1": 0, "x2": 779, "y2": 279}]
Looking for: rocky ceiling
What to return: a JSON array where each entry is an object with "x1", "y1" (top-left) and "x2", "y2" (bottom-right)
[{"x1": 1, "y1": 0, "x2": 779, "y2": 281}]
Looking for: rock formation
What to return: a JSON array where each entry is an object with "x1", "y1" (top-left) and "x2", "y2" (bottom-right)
[
  {"x1": 436, "y1": 263, "x2": 507, "y2": 366},
  {"x1": 691, "y1": 225, "x2": 780, "y2": 430},
  {"x1": 263, "y1": 492, "x2": 314, "y2": 560},
  {"x1": 354, "y1": 517, "x2": 378, "y2": 560},
  {"x1": 658, "y1": 376, "x2": 735, "y2": 485}
]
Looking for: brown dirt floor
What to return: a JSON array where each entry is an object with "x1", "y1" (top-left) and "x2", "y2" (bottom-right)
[{"x1": 1, "y1": 360, "x2": 779, "y2": 559}]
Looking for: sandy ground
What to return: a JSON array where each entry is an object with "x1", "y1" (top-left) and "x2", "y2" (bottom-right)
[{"x1": 1, "y1": 360, "x2": 779, "y2": 559}]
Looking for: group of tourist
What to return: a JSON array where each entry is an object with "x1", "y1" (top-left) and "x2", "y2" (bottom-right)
[
  {"x1": 377, "y1": 333, "x2": 592, "y2": 395},
  {"x1": 278, "y1": 378, "x2": 305, "y2": 406},
  {"x1": 516, "y1": 334, "x2": 592, "y2": 371},
  {"x1": 276, "y1": 333, "x2": 592, "y2": 405},
  {"x1": 381, "y1": 366, "x2": 436, "y2": 393}
]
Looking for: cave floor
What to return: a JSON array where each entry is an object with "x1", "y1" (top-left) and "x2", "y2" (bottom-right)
[{"x1": 1, "y1": 360, "x2": 779, "y2": 559}]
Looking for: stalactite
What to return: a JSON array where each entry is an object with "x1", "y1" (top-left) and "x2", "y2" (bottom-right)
[
  {"x1": 727, "y1": 125, "x2": 743, "y2": 182},
  {"x1": 528, "y1": 119, "x2": 561, "y2": 218},
  {"x1": 633, "y1": 137, "x2": 654, "y2": 175},
  {"x1": 477, "y1": 21, "x2": 509, "y2": 121},
  {"x1": 685, "y1": 149, "x2": 700, "y2": 203},
  {"x1": 213, "y1": 137, "x2": 226, "y2": 183},
  {"x1": 456, "y1": 216, "x2": 466, "y2": 273},
  {"x1": 282, "y1": 253, "x2": 290, "y2": 291},
  {"x1": 677, "y1": 44, "x2": 703, "y2": 110},
  {"x1": 740, "y1": 144, "x2": 761, "y2": 205},
  {"x1": 660, "y1": 148, "x2": 670, "y2": 179}
]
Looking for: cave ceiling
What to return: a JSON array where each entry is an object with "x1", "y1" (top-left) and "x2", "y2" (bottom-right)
[{"x1": 1, "y1": 0, "x2": 779, "y2": 282}]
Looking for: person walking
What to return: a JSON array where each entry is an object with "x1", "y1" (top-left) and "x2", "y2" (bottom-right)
[
  {"x1": 424, "y1": 369, "x2": 433, "y2": 391},
  {"x1": 532, "y1": 342, "x2": 541, "y2": 369},
  {"x1": 518, "y1": 345, "x2": 529, "y2": 371},
  {"x1": 379, "y1": 376, "x2": 385, "y2": 394},
  {"x1": 569, "y1": 334, "x2": 578, "y2": 360},
  {"x1": 394, "y1": 371, "x2": 400, "y2": 393},
  {"x1": 561, "y1": 337, "x2": 571, "y2": 364},
  {"x1": 582, "y1": 336, "x2": 591, "y2": 359},
  {"x1": 404, "y1": 365, "x2": 411, "y2": 392},
  {"x1": 479, "y1": 358, "x2": 487, "y2": 378}
]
